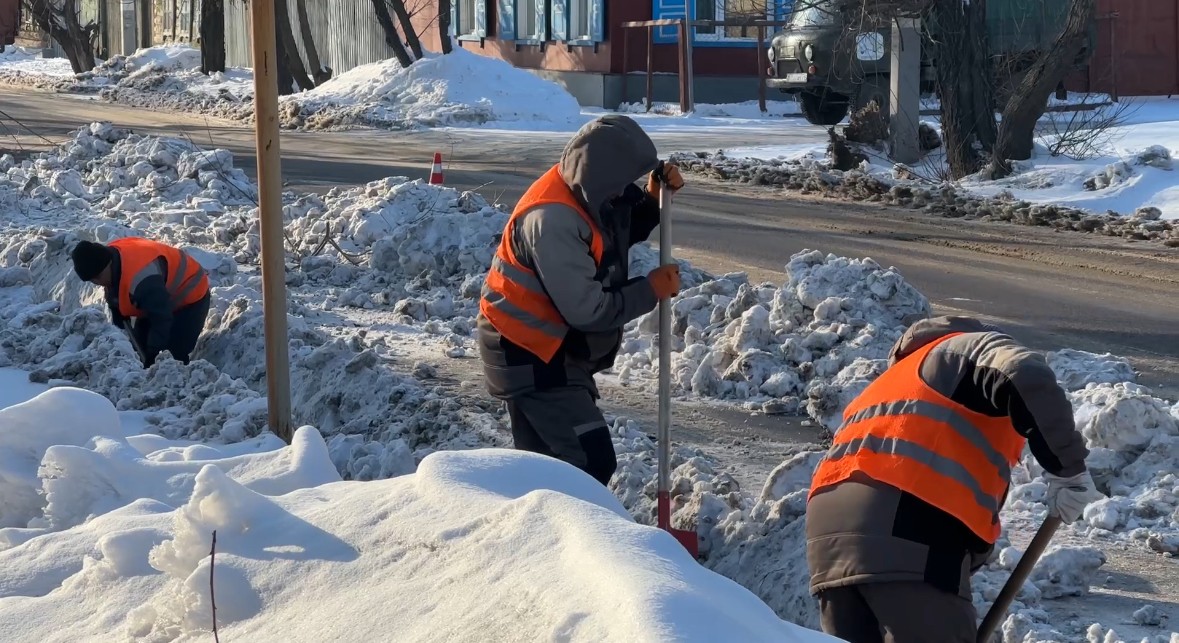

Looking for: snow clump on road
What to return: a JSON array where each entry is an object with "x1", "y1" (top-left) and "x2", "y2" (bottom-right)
[{"x1": 616, "y1": 249, "x2": 930, "y2": 428}]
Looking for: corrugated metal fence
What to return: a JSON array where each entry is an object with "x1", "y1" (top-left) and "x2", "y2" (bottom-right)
[
  {"x1": 1069, "y1": 0, "x2": 1179, "y2": 97},
  {"x1": 225, "y1": 0, "x2": 401, "y2": 75}
]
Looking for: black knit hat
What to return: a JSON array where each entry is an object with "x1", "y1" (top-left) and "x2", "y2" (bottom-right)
[{"x1": 71, "y1": 240, "x2": 113, "y2": 281}]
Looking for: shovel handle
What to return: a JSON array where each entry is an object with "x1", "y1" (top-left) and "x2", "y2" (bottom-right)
[
  {"x1": 975, "y1": 514, "x2": 1063, "y2": 643},
  {"x1": 656, "y1": 187, "x2": 673, "y2": 510}
]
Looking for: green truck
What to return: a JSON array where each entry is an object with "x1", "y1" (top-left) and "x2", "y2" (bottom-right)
[{"x1": 767, "y1": 0, "x2": 1090, "y2": 125}]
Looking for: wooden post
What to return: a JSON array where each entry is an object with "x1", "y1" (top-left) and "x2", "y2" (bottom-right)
[
  {"x1": 677, "y1": 19, "x2": 689, "y2": 113},
  {"x1": 249, "y1": 0, "x2": 293, "y2": 443},
  {"x1": 757, "y1": 25, "x2": 767, "y2": 113},
  {"x1": 622, "y1": 26, "x2": 630, "y2": 106},
  {"x1": 684, "y1": 19, "x2": 695, "y2": 112},
  {"x1": 646, "y1": 25, "x2": 654, "y2": 112}
]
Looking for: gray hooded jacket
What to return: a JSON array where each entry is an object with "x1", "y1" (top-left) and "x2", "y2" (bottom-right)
[
  {"x1": 478, "y1": 115, "x2": 663, "y2": 398},
  {"x1": 805, "y1": 316, "x2": 1090, "y2": 600}
]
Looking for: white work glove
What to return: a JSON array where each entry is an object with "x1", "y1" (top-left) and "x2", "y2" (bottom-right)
[{"x1": 1044, "y1": 470, "x2": 1104, "y2": 524}]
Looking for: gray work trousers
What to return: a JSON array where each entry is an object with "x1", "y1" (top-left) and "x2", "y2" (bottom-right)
[
  {"x1": 504, "y1": 385, "x2": 617, "y2": 486},
  {"x1": 817, "y1": 581, "x2": 978, "y2": 643}
]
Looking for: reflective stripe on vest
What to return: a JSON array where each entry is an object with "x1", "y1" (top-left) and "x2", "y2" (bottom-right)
[
  {"x1": 808, "y1": 332, "x2": 1026, "y2": 543},
  {"x1": 110, "y1": 237, "x2": 210, "y2": 317},
  {"x1": 479, "y1": 164, "x2": 605, "y2": 363}
]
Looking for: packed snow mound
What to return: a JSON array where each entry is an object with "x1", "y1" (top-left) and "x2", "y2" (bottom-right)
[
  {"x1": 0, "y1": 387, "x2": 124, "y2": 529},
  {"x1": 39, "y1": 45, "x2": 582, "y2": 131},
  {"x1": 0, "y1": 433, "x2": 841, "y2": 642},
  {"x1": 1048, "y1": 348, "x2": 1139, "y2": 390},
  {"x1": 1, "y1": 123, "x2": 705, "y2": 480},
  {"x1": 616, "y1": 249, "x2": 930, "y2": 427},
  {"x1": 293, "y1": 49, "x2": 583, "y2": 129}
]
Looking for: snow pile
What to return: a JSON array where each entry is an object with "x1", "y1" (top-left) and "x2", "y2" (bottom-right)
[
  {"x1": 617, "y1": 99, "x2": 802, "y2": 120},
  {"x1": 0, "y1": 123, "x2": 712, "y2": 479},
  {"x1": 288, "y1": 49, "x2": 583, "y2": 130},
  {"x1": 1048, "y1": 348, "x2": 1139, "y2": 391},
  {"x1": 5, "y1": 44, "x2": 583, "y2": 131},
  {"x1": 616, "y1": 249, "x2": 930, "y2": 428},
  {"x1": 0, "y1": 46, "x2": 78, "y2": 89},
  {"x1": 0, "y1": 388, "x2": 838, "y2": 642},
  {"x1": 669, "y1": 150, "x2": 1179, "y2": 244}
]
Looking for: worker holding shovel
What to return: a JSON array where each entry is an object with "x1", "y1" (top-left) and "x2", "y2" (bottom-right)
[
  {"x1": 805, "y1": 316, "x2": 1104, "y2": 643},
  {"x1": 71, "y1": 237, "x2": 211, "y2": 368},
  {"x1": 477, "y1": 114, "x2": 684, "y2": 486}
]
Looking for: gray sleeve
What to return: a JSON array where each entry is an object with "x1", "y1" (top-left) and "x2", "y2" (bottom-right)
[
  {"x1": 1005, "y1": 350, "x2": 1090, "y2": 477},
  {"x1": 516, "y1": 205, "x2": 659, "y2": 332}
]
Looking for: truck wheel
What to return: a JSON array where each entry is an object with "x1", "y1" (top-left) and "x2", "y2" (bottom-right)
[
  {"x1": 799, "y1": 91, "x2": 850, "y2": 126},
  {"x1": 854, "y1": 75, "x2": 890, "y2": 120}
]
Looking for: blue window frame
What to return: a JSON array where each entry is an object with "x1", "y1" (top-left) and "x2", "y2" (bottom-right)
[
  {"x1": 553, "y1": 0, "x2": 606, "y2": 43},
  {"x1": 499, "y1": 0, "x2": 547, "y2": 42},
  {"x1": 451, "y1": 0, "x2": 488, "y2": 41},
  {"x1": 652, "y1": 0, "x2": 795, "y2": 47}
]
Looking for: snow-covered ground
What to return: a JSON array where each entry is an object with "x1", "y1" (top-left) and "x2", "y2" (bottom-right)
[
  {"x1": 0, "y1": 44, "x2": 813, "y2": 135},
  {"x1": 676, "y1": 96, "x2": 1179, "y2": 228},
  {"x1": 0, "y1": 385, "x2": 837, "y2": 642},
  {"x1": 1, "y1": 124, "x2": 1177, "y2": 642}
]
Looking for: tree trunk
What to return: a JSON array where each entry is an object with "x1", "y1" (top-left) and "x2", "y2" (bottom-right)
[
  {"x1": 987, "y1": 0, "x2": 1096, "y2": 178},
  {"x1": 295, "y1": 0, "x2": 331, "y2": 84},
  {"x1": 274, "y1": 6, "x2": 296, "y2": 96},
  {"x1": 199, "y1": 0, "x2": 226, "y2": 74},
  {"x1": 25, "y1": 0, "x2": 97, "y2": 73},
  {"x1": 437, "y1": 0, "x2": 452, "y2": 54},
  {"x1": 370, "y1": 0, "x2": 413, "y2": 67},
  {"x1": 928, "y1": 0, "x2": 996, "y2": 179},
  {"x1": 274, "y1": 0, "x2": 314, "y2": 91},
  {"x1": 388, "y1": 0, "x2": 422, "y2": 60}
]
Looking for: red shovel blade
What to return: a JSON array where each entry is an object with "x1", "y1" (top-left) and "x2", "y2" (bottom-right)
[{"x1": 658, "y1": 491, "x2": 700, "y2": 559}]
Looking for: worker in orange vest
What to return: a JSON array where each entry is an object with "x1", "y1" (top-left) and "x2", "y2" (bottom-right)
[
  {"x1": 71, "y1": 238, "x2": 211, "y2": 368},
  {"x1": 478, "y1": 114, "x2": 684, "y2": 486},
  {"x1": 805, "y1": 316, "x2": 1104, "y2": 643}
]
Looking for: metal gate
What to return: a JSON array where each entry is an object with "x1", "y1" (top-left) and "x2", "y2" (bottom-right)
[{"x1": 1081, "y1": 0, "x2": 1179, "y2": 97}]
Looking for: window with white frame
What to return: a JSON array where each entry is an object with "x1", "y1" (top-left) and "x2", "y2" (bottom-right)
[
  {"x1": 455, "y1": 0, "x2": 478, "y2": 37},
  {"x1": 569, "y1": 0, "x2": 592, "y2": 40},
  {"x1": 695, "y1": 0, "x2": 776, "y2": 40},
  {"x1": 516, "y1": 0, "x2": 542, "y2": 40}
]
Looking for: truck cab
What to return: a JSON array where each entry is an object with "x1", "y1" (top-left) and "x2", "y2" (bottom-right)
[
  {"x1": 767, "y1": 0, "x2": 1093, "y2": 127},
  {"x1": 766, "y1": 3, "x2": 934, "y2": 126}
]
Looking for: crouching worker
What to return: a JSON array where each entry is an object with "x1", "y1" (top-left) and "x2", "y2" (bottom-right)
[
  {"x1": 477, "y1": 114, "x2": 685, "y2": 486},
  {"x1": 71, "y1": 238, "x2": 211, "y2": 368},
  {"x1": 805, "y1": 316, "x2": 1104, "y2": 643}
]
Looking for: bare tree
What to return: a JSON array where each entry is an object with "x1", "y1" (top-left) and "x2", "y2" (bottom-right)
[
  {"x1": 295, "y1": 0, "x2": 332, "y2": 84},
  {"x1": 22, "y1": 0, "x2": 97, "y2": 73},
  {"x1": 927, "y1": 0, "x2": 997, "y2": 177},
  {"x1": 275, "y1": 0, "x2": 314, "y2": 91},
  {"x1": 388, "y1": 0, "x2": 424, "y2": 60},
  {"x1": 986, "y1": 0, "x2": 1096, "y2": 178},
  {"x1": 437, "y1": 0, "x2": 452, "y2": 54},
  {"x1": 199, "y1": 0, "x2": 226, "y2": 74},
  {"x1": 370, "y1": 0, "x2": 414, "y2": 67}
]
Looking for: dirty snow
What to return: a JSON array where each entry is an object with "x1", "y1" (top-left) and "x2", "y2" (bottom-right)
[
  {"x1": 1, "y1": 122, "x2": 1178, "y2": 641},
  {"x1": 615, "y1": 249, "x2": 930, "y2": 426},
  {"x1": 671, "y1": 97, "x2": 1179, "y2": 242},
  {"x1": 0, "y1": 44, "x2": 583, "y2": 131}
]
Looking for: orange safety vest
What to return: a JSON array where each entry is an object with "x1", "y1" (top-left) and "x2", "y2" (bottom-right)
[
  {"x1": 110, "y1": 237, "x2": 210, "y2": 318},
  {"x1": 808, "y1": 333, "x2": 1027, "y2": 543},
  {"x1": 480, "y1": 164, "x2": 605, "y2": 363}
]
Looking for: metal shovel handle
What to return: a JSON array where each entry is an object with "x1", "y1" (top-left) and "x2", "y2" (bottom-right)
[
  {"x1": 656, "y1": 186, "x2": 674, "y2": 520},
  {"x1": 976, "y1": 514, "x2": 1063, "y2": 643}
]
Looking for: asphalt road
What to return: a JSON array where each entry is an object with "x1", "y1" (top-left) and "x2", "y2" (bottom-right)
[{"x1": 3, "y1": 88, "x2": 1178, "y2": 396}]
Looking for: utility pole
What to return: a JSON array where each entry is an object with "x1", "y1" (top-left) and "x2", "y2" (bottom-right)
[
  {"x1": 249, "y1": 0, "x2": 293, "y2": 443},
  {"x1": 889, "y1": 16, "x2": 922, "y2": 165}
]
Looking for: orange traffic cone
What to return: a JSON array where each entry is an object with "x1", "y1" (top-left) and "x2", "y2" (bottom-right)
[{"x1": 429, "y1": 152, "x2": 444, "y2": 185}]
